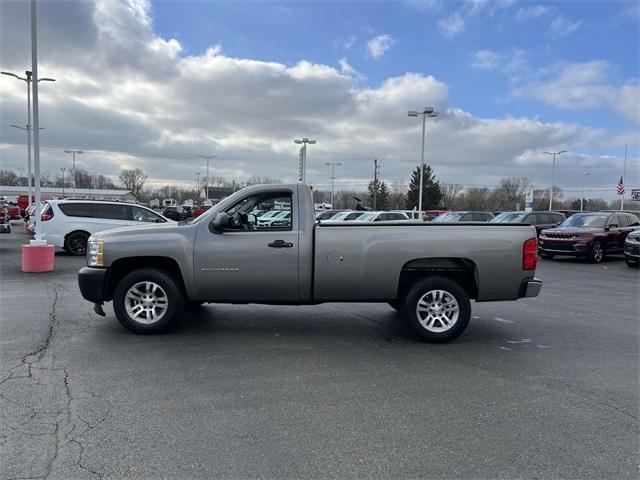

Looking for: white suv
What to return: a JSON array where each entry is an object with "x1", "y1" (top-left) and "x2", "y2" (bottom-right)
[{"x1": 37, "y1": 200, "x2": 171, "y2": 255}]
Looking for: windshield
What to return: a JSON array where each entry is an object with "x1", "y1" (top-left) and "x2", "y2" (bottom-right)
[
  {"x1": 491, "y1": 212, "x2": 528, "y2": 223},
  {"x1": 560, "y1": 214, "x2": 608, "y2": 228},
  {"x1": 355, "y1": 212, "x2": 377, "y2": 221},
  {"x1": 330, "y1": 212, "x2": 350, "y2": 220},
  {"x1": 433, "y1": 212, "x2": 464, "y2": 222}
]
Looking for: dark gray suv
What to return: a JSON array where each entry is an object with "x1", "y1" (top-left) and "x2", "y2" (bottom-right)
[{"x1": 490, "y1": 211, "x2": 565, "y2": 235}]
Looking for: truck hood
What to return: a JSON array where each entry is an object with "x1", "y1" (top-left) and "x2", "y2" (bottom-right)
[{"x1": 92, "y1": 221, "x2": 183, "y2": 240}]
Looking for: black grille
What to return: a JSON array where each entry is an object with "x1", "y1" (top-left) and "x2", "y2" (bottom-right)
[
  {"x1": 544, "y1": 232, "x2": 574, "y2": 239},
  {"x1": 542, "y1": 243, "x2": 575, "y2": 252}
]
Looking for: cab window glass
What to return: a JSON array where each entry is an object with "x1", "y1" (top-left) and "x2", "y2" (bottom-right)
[
  {"x1": 226, "y1": 191, "x2": 292, "y2": 230},
  {"x1": 628, "y1": 215, "x2": 640, "y2": 226},
  {"x1": 618, "y1": 215, "x2": 629, "y2": 228}
]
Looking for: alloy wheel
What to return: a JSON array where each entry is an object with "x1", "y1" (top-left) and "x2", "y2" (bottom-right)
[
  {"x1": 125, "y1": 281, "x2": 169, "y2": 325},
  {"x1": 415, "y1": 289, "x2": 460, "y2": 332}
]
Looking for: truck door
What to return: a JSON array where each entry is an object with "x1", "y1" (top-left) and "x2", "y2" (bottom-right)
[{"x1": 193, "y1": 188, "x2": 299, "y2": 302}]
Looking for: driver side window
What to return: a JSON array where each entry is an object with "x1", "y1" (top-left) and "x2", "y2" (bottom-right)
[{"x1": 225, "y1": 191, "x2": 293, "y2": 231}]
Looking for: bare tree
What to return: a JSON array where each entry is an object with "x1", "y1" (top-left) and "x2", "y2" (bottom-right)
[
  {"x1": 390, "y1": 181, "x2": 407, "y2": 210},
  {"x1": 119, "y1": 168, "x2": 148, "y2": 196},
  {"x1": 245, "y1": 176, "x2": 283, "y2": 185},
  {"x1": 440, "y1": 183, "x2": 463, "y2": 209},
  {"x1": 491, "y1": 177, "x2": 531, "y2": 210},
  {"x1": 457, "y1": 187, "x2": 493, "y2": 211}
]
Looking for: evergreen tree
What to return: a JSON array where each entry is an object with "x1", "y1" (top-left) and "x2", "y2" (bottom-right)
[
  {"x1": 368, "y1": 179, "x2": 390, "y2": 210},
  {"x1": 406, "y1": 165, "x2": 442, "y2": 210}
]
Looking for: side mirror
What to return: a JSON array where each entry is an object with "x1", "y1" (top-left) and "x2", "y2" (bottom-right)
[{"x1": 211, "y1": 212, "x2": 229, "y2": 234}]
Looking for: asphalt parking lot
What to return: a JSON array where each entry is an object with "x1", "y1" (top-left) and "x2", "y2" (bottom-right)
[{"x1": 1, "y1": 221, "x2": 638, "y2": 479}]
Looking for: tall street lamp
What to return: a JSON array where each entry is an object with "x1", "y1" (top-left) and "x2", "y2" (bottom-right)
[
  {"x1": 544, "y1": 150, "x2": 567, "y2": 211},
  {"x1": 325, "y1": 162, "x2": 341, "y2": 207},
  {"x1": 64, "y1": 149, "x2": 83, "y2": 198},
  {"x1": 408, "y1": 107, "x2": 438, "y2": 219},
  {"x1": 580, "y1": 171, "x2": 590, "y2": 211},
  {"x1": 294, "y1": 138, "x2": 316, "y2": 184},
  {"x1": 198, "y1": 155, "x2": 217, "y2": 200},
  {"x1": 2, "y1": 70, "x2": 55, "y2": 212},
  {"x1": 60, "y1": 167, "x2": 66, "y2": 198},
  {"x1": 11, "y1": 124, "x2": 44, "y2": 195}
]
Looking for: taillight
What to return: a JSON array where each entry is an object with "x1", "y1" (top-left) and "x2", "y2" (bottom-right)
[
  {"x1": 41, "y1": 214, "x2": 53, "y2": 221},
  {"x1": 523, "y1": 237, "x2": 538, "y2": 270}
]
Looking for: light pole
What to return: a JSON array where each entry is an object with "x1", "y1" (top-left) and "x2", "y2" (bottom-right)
[
  {"x1": 580, "y1": 171, "x2": 590, "y2": 211},
  {"x1": 60, "y1": 168, "x2": 66, "y2": 198},
  {"x1": 408, "y1": 107, "x2": 438, "y2": 219},
  {"x1": 325, "y1": 162, "x2": 341, "y2": 207},
  {"x1": 198, "y1": 155, "x2": 217, "y2": 200},
  {"x1": 294, "y1": 138, "x2": 316, "y2": 184},
  {"x1": 64, "y1": 150, "x2": 83, "y2": 198},
  {"x1": 544, "y1": 150, "x2": 567, "y2": 211},
  {"x1": 195, "y1": 171, "x2": 201, "y2": 197},
  {"x1": 2, "y1": 70, "x2": 55, "y2": 212}
]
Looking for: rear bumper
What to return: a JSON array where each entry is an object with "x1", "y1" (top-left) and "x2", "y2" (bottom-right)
[
  {"x1": 519, "y1": 278, "x2": 543, "y2": 298},
  {"x1": 78, "y1": 267, "x2": 109, "y2": 304}
]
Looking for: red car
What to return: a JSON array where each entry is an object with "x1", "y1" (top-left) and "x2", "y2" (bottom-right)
[
  {"x1": 6, "y1": 204, "x2": 21, "y2": 220},
  {"x1": 538, "y1": 212, "x2": 640, "y2": 263},
  {"x1": 193, "y1": 205, "x2": 211, "y2": 218}
]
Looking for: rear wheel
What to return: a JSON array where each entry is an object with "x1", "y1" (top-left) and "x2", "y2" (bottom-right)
[
  {"x1": 401, "y1": 276, "x2": 471, "y2": 343},
  {"x1": 64, "y1": 231, "x2": 90, "y2": 256},
  {"x1": 588, "y1": 240, "x2": 605, "y2": 263},
  {"x1": 113, "y1": 268, "x2": 184, "y2": 334},
  {"x1": 539, "y1": 252, "x2": 555, "y2": 260}
]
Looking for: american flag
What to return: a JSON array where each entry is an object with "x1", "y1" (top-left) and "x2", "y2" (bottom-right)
[{"x1": 617, "y1": 176, "x2": 625, "y2": 195}]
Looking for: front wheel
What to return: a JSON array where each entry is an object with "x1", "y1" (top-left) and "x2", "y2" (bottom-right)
[
  {"x1": 401, "y1": 276, "x2": 471, "y2": 343},
  {"x1": 588, "y1": 240, "x2": 605, "y2": 263},
  {"x1": 113, "y1": 268, "x2": 184, "y2": 334},
  {"x1": 626, "y1": 258, "x2": 639, "y2": 268}
]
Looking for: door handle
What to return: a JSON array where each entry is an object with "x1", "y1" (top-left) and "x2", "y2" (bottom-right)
[{"x1": 268, "y1": 240, "x2": 293, "y2": 248}]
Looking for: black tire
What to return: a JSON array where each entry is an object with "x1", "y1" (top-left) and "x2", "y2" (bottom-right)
[
  {"x1": 588, "y1": 240, "x2": 605, "y2": 263},
  {"x1": 401, "y1": 276, "x2": 471, "y2": 343},
  {"x1": 539, "y1": 252, "x2": 555, "y2": 260},
  {"x1": 387, "y1": 300, "x2": 400, "y2": 312},
  {"x1": 64, "y1": 231, "x2": 90, "y2": 256},
  {"x1": 626, "y1": 258, "x2": 639, "y2": 268},
  {"x1": 113, "y1": 268, "x2": 184, "y2": 334}
]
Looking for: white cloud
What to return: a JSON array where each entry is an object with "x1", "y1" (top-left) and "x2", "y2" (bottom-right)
[
  {"x1": 438, "y1": 13, "x2": 466, "y2": 38},
  {"x1": 471, "y1": 49, "x2": 527, "y2": 74},
  {"x1": 338, "y1": 57, "x2": 365, "y2": 80},
  {"x1": 515, "y1": 5, "x2": 552, "y2": 21},
  {"x1": 512, "y1": 61, "x2": 640, "y2": 124},
  {"x1": 0, "y1": 0, "x2": 625, "y2": 193},
  {"x1": 366, "y1": 34, "x2": 397, "y2": 59},
  {"x1": 547, "y1": 15, "x2": 582, "y2": 39}
]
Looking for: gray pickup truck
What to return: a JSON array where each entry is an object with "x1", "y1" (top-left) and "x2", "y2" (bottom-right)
[{"x1": 78, "y1": 183, "x2": 542, "y2": 342}]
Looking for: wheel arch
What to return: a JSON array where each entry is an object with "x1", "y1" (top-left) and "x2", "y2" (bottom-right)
[
  {"x1": 397, "y1": 257, "x2": 479, "y2": 301},
  {"x1": 106, "y1": 256, "x2": 188, "y2": 301}
]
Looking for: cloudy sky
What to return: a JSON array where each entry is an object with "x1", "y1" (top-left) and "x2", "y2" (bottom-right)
[{"x1": 0, "y1": 0, "x2": 638, "y2": 198}]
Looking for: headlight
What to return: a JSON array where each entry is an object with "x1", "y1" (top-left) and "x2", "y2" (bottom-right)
[{"x1": 87, "y1": 238, "x2": 104, "y2": 267}]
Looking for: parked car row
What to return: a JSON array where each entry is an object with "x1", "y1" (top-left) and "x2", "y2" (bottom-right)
[{"x1": 538, "y1": 212, "x2": 640, "y2": 264}]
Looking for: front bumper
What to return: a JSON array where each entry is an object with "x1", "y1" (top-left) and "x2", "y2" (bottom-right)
[
  {"x1": 520, "y1": 278, "x2": 543, "y2": 298},
  {"x1": 538, "y1": 238, "x2": 589, "y2": 256},
  {"x1": 78, "y1": 267, "x2": 109, "y2": 304},
  {"x1": 624, "y1": 242, "x2": 640, "y2": 258}
]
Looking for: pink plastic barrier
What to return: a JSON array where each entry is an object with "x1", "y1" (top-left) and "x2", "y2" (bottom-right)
[{"x1": 21, "y1": 244, "x2": 55, "y2": 272}]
